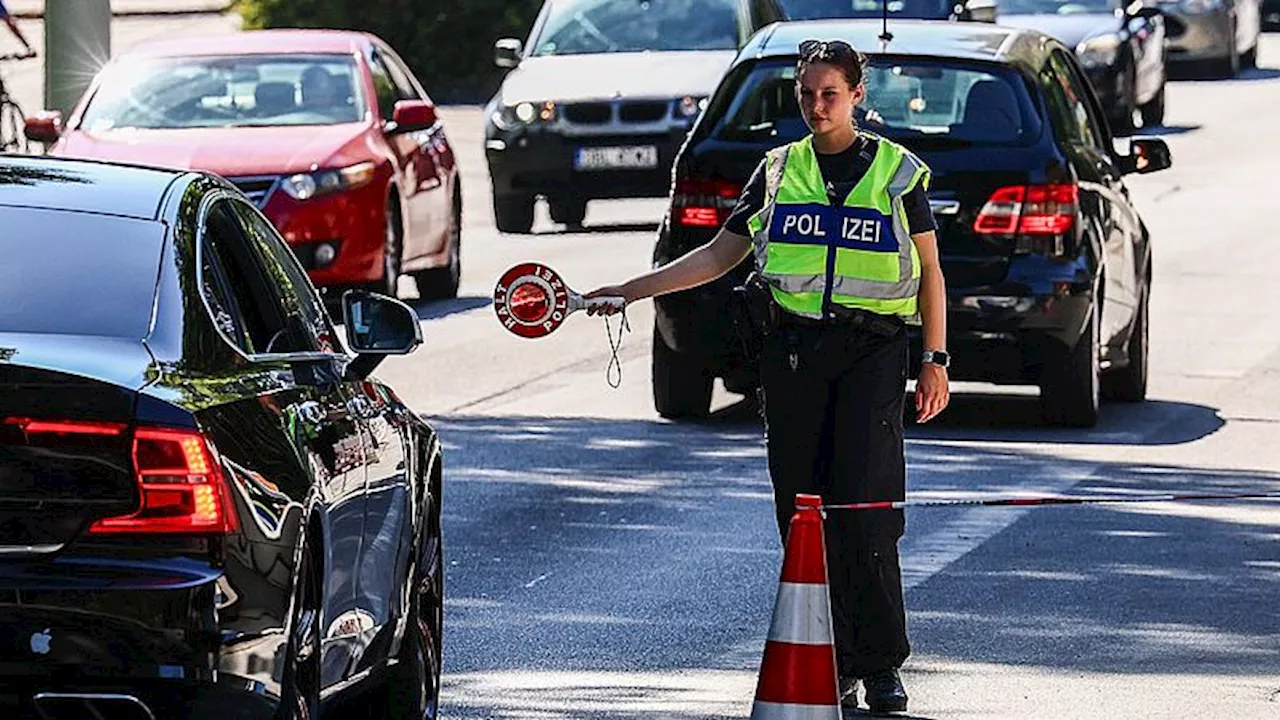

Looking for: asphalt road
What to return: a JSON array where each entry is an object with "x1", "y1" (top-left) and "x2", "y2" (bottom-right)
[{"x1": 5, "y1": 13, "x2": 1280, "y2": 718}]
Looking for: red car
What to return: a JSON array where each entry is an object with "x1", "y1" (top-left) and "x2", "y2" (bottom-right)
[{"x1": 25, "y1": 29, "x2": 461, "y2": 299}]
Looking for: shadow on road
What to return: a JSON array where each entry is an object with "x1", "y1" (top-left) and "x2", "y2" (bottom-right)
[
  {"x1": 1168, "y1": 65, "x2": 1280, "y2": 82},
  {"x1": 432, "y1": 412, "x2": 1279, "y2": 716},
  {"x1": 1132, "y1": 123, "x2": 1202, "y2": 136},
  {"x1": 407, "y1": 294, "x2": 491, "y2": 321},
  {"x1": 531, "y1": 221, "x2": 662, "y2": 236},
  {"x1": 697, "y1": 392, "x2": 1226, "y2": 447}
]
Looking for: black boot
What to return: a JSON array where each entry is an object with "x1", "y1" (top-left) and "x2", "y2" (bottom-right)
[{"x1": 862, "y1": 668, "x2": 908, "y2": 714}]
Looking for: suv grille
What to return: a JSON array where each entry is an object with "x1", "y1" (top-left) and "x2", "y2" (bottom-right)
[
  {"x1": 564, "y1": 103, "x2": 612, "y2": 124},
  {"x1": 619, "y1": 101, "x2": 669, "y2": 123}
]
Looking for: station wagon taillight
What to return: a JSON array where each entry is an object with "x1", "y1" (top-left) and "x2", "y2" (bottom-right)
[
  {"x1": 673, "y1": 177, "x2": 741, "y2": 228},
  {"x1": 89, "y1": 427, "x2": 238, "y2": 536},
  {"x1": 974, "y1": 184, "x2": 1078, "y2": 236}
]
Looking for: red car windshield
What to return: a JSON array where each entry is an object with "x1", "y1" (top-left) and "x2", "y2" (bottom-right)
[{"x1": 78, "y1": 54, "x2": 366, "y2": 131}]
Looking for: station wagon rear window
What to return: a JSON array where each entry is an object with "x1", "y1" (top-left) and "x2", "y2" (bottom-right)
[
  {"x1": 0, "y1": 208, "x2": 163, "y2": 339},
  {"x1": 711, "y1": 58, "x2": 1043, "y2": 146}
]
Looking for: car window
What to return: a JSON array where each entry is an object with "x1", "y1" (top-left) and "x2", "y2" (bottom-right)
[
  {"x1": 79, "y1": 54, "x2": 364, "y2": 131},
  {"x1": 375, "y1": 46, "x2": 423, "y2": 101},
  {"x1": 780, "y1": 0, "x2": 957, "y2": 19},
  {"x1": 1042, "y1": 51, "x2": 1102, "y2": 150},
  {"x1": 227, "y1": 200, "x2": 339, "y2": 354},
  {"x1": 710, "y1": 58, "x2": 1043, "y2": 146},
  {"x1": 531, "y1": 0, "x2": 742, "y2": 55},
  {"x1": 367, "y1": 54, "x2": 400, "y2": 121},
  {"x1": 200, "y1": 200, "x2": 287, "y2": 354},
  {"x1": 0, "y1": 207, "x2": 164, "y2": 339}
]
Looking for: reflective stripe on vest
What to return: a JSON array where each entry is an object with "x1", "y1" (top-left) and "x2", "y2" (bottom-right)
[{"x1": 746, "y1": 134, "x2": 929, "y2": 321}]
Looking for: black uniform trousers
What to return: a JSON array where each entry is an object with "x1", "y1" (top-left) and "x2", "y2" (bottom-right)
[{"x1": 759, "y1": 317, "x2": 911, "y2": 679}]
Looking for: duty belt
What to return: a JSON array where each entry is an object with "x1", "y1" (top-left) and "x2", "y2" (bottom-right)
[{"x1": 779, "y1": 305, "x2": 905, "y2": 337}]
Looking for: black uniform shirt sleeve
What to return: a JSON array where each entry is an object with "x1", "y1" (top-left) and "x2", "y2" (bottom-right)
[
  {"x1": 722, "y1": 158, "x2": 768, "y2": 238},
  {"x1": 902, "y1": 183, "x2": 937, "y2": 235}
]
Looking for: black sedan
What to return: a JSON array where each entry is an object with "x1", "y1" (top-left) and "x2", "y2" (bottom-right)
[
  {"x1": 651, "y1": 19, "x2": 1172, "y2": 427},
  {"x1": 999, "y1": 0, "x2": 1167, "y2": 133},
  {"x1": 0, "y1": 157, "x2": 442, "y2": 718}
]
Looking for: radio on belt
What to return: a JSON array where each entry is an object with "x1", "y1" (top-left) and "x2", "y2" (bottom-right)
[{"x1": 493, "y1": 263, "x2": 625, "y2": 339}]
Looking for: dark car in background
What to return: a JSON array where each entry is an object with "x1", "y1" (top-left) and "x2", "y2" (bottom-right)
[
  {"x1": 483, "y1": 0, "x2": 785, "y2": 233},
  {"x1": 652, "y1": 19, "x2": 1172, "y2": 427},
  {"x1": 0, "y1": 156, "x2": 443, "y2": 718},
  {"x1": 778, "y1": 0, "x2": 999, "y2": 22},
  {"x1": 999, "y1": 0, "x2": 1166, "y2": 132},
  {"x1": 1155, "y1": 0, "x2": 1262, "y2": 76}
]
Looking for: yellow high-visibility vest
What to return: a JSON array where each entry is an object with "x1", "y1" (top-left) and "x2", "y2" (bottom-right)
[{"x1": 746, "y1": 133, "x2": 930, "y2": 321}]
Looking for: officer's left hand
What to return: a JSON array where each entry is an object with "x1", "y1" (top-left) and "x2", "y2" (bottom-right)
[{"x1": 915, "y1": 364, "x2": 950, "y2": 423}]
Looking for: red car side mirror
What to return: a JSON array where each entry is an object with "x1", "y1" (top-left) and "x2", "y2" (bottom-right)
[
  {"x1": 390, "y1": 100, "x2": 437, "y2": 134},
  {"x1": 24, "y1": 110, "x2": 63, "y2": 144}
]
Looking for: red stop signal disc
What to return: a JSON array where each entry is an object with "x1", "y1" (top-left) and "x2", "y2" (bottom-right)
[{"x1": 494, "y1": 263, "x2": 572, "y2": 338}]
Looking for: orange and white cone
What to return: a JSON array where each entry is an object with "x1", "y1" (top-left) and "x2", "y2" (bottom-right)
[{"x1": 750, "y1": 493, "x2": 842, "y2": 720}]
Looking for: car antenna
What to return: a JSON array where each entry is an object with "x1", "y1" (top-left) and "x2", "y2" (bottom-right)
[{"x1": 879, "y1": 0, "x2": 894, "y2": 45}]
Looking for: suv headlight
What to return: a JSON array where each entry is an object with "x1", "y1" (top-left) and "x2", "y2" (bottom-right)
[
  {"x1": 281, "y1": 162, "x2": 377, "y2": 201},
  {"x1": 492, "y1": 100, "x2": 557, "y2": 130},
  {"x1": 1076, "y1": 34, "x2": 1121, "y2": 67},
  {"x1": 677, "y1": 96, "x2": 708, "y2": 119}
]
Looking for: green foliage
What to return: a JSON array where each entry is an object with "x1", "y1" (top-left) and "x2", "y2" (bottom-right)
[{"x1": 235, "y1": 0, "x2": 542, "y2": 103}]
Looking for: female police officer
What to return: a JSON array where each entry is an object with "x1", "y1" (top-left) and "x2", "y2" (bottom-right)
[{"x1": 585, "y1": 39, "x2": 949, "y2": 714}]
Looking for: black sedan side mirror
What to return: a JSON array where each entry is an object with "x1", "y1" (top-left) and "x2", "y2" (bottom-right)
[
  {"x1": 341, "y1": 290, "x2": 422, "y2": 379},
  {"x1": 1120, "y1": 137, "x2": 1173, "y2": 174},
  {"x1": 495, "y1": 38, "x2": 523, "y2": 69}
]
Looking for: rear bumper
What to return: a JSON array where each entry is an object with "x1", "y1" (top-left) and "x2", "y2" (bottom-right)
[{"x1": 0, "y1": 679, "x2": 277, "y2": 720}]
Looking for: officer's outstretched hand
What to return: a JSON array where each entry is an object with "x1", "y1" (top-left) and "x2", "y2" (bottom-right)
[
  {"x1": 583, "y1": 285, "x2": 630, "y2": 316},
  {"x1": 915, "y1": 364, "x2": 950, "y2": 423}
]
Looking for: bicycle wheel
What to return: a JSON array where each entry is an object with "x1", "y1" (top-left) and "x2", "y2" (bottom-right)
[{"x1": 1, "y1": 99, "x2": 28, "y2": 154}]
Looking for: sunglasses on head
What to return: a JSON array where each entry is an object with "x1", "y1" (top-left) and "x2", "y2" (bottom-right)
[{"x1": 798, "y1": 39, "x2": 857, "y2": 62}]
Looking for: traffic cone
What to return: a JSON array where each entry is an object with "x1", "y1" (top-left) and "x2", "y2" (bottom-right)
[{"x1": 750, "y1": 493, "x2": 841, "y2": 719}]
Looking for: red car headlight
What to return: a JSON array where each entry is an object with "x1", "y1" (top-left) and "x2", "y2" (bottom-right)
[{"x1": 281, "y1": 161, "x2": 377, "y2": 201}]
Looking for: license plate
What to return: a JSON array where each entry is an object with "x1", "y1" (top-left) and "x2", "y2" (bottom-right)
[{"x1": 574, "y1": 145, "x2": 659, "y2": 170}]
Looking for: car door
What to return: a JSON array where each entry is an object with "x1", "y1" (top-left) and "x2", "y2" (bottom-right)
[
  {"x1": 1045, "y1": 50, "x2": 1140, "y2": 349},
  {"x1": 219, "y1": 196, "x2": 378, "y2": 690},
  {"x1": 369, "y1": 46, "x2": 448, "y2": 266}
]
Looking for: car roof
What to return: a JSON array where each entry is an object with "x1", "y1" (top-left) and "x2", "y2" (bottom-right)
[
  {"x1": 745, "y1": 19, "x2": 1054, "y2": 69},
  {"x1": 0, "y1": 156, "x2": 184, "y2": 221},
  {"x1": 124, "y1": 29, "x2": 371, "y2": 58}
]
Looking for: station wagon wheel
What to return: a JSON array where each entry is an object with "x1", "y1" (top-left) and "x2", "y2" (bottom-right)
[
  {"x1": 1039, "y1": 300, "x2": 1101, "y2": 428},
  {"x1": 493, "y1": 194, "x2": 534, "y2": 234},
  {"x1": 279, "y1": 543, "x2": 321, "y2": 720},
  {"x1": 549, "y1": 196, "x2": 588, "y2": 228},
  {"x1": 382, "y1": 500, "x2": 443, "y2": 719}
]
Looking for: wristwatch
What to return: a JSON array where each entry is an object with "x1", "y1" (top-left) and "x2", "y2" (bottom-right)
[{"x1": 921, "y1": 350, "x2": 950, "y2": 369}]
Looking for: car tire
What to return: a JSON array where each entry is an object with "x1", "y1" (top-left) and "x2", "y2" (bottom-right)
[
  {"x1": 1039, "y1": 301, "x2": 1101, "y2": 428},
  {"x1": 1102, "y1": 278, "x2": 1149, "y2": 403},
  {"x1": 1242, "y1": 43, "x2": 1258, "y2": 69},
  {"x1": 371, "y1": 203, "x2": 403, "y2": 298},
  {"x1": 381, "y1": 502, "x2": 443, "y2": 720},
  {"x1": 415, "y1": 190, "x2": 462, "y2": 300},
  {"x1": 1215, "y1": 25, "x2": 1241, "y2": 77},
  {"x1": 549, "y1": 197, "x2": 588, "y2": 227},
  {"x1": 1110, "y1": 67, "x2": 1138, "y2": 135},
  {"x1": 494, "y1": 193, "x2": 534, "y2": 234},
  {"x1": 652, "y1": 326, "x2": 713, "y2": 420},
  {"x1": 1140, "y1": 84, "x2": 1166, "y2": 128},
  {"x1": 277, "y1": 542, "x2": 321, "y2": 720}
]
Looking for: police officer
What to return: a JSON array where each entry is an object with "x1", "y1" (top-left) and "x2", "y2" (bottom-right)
[{"x1": 585, "y1": 38, "x2": 949, "y2": 714}]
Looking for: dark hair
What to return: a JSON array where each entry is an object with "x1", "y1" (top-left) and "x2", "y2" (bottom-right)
[{"x1": 796, "y1": 39, "x2": 868, "y2": 89}]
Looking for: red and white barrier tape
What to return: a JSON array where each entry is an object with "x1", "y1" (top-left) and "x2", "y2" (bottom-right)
[{"x1": 817, "y1": 490, "x2": 1280, "y2": 512}]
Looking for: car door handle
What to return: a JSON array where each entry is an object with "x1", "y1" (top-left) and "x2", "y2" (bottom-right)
[{"x1": 297, "y1": 401, "x2": 328, "y2": 425}]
